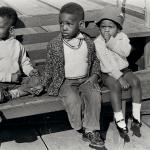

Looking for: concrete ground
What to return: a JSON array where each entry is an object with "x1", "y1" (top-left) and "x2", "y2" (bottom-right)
[{"x1": 0, "y1": 111, "x2": 149, "y2": 150}]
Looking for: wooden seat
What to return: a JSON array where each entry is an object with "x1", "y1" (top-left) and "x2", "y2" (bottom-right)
[
  {"x1": 1, "y1": 69, "x2": 150, "y2": 120},
  {"x1": 0, "y1": 8, "x2": 150, "y2": 122}
]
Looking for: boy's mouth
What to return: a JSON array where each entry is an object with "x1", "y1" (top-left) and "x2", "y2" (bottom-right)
[
  {"x1": 62, "y1": 32, "x2": 69, "y2": 36},
  {"x1": 62, "y1": 33, "x2": 70, "y2": 38}
]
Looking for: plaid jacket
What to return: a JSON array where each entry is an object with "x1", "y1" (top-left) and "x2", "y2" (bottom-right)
[{"x1": 42, "y1": 33, "x2": 101, "y2": 96}]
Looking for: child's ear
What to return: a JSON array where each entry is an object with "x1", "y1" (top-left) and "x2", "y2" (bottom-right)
[
  {"x1": 79, "y1": 20, "x2": 85, "y2": 29},
  {"x1": 9, "y1": 26, "x2": 15, "y2": 37}
]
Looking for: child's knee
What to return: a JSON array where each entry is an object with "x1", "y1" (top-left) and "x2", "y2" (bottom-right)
[
  {"x1": 131, "y1": 77, "x2": 141, "y2": 88},
  {"x1": 108, "y1": 81, "x2": 121, "y2": 91},
  {"x1": 63, "y1": 95, "x2": 82, "y2": 112}
]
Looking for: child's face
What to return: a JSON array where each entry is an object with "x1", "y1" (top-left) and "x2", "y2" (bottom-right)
[
  {"x1": 59, "y1": 13, "x2": 82, "y2": 39},
  {"x1": 0, "y1": 16, "x2": 11, "y2": 40},
  {"x1": 99, "y1": 19, "x2": 119, "y2": 41}
]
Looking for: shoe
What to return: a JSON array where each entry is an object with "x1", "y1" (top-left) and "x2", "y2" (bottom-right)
[
  {"x1": 82, "y1": 130, "x2": 107, "y2": 150},
  {"x1": 115, "y1": 119, "x2": 130, "y2": 143},
  {"x1": 0, "y1": 88, "x2": 12, "y2": 104},
  {"x1": 130, "y1": 116, "x2": 142, "y2": 137},
  {"x1": 77, "y1": 127, "x2": 84, "y2": 134}
]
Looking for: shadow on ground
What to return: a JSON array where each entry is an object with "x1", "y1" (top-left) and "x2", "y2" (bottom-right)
[
  {"x1": 0, "y1": 110, "x2": 71, "y2": 144},
  {"x1": 0, "y1": 101, "x2": 133, "y2": 144}
]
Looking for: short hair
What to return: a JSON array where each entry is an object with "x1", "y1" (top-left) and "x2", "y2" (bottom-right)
[
  {"x1": 60, "y1": 2, "x2": 84, "y2": 20},
  {"x1": 0, "y1": 7, "x2": 18, "y2": 26}
]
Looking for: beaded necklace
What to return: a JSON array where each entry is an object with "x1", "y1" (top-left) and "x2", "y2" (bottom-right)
[{"x1": 63, "y1": 38, "x2": 83, "y2": 50}]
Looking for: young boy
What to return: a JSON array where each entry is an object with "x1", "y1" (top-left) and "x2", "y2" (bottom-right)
[
  {"x1": 94, "y1": 6, "x2": 142, "y2": 142},
  {"x1": 33, "y1": 2, "x2": 107, "y2": 150},
  {"x1": 0, "y1": 7, "x2": 40, "y2": 103}
]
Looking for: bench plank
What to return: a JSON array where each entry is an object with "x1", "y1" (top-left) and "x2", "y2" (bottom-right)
[
  {"x1": 2, "y1": 0, "x2": 58, "y2": 16},
  {"x1": 0, "y1": 95, "x2": 64, "y2": 119},
  {"x1": 0, "y1": 69, "x2": 150, "y2": 119}
]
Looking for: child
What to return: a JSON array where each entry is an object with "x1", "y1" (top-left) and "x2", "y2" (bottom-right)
[
  {"x1": 0, "y1": 7, "x2": 40, "y2": 103},
  {"x1": 94, "y1": 6, "x2": 142, "y2": 142},
  {"x1": 33, "y1": 2, "x2": 107, "y2": 150}
]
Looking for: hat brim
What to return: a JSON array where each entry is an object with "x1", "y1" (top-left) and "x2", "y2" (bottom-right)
[{"x1": 95, "y1": 18, "x2": 122, "y2": 30}]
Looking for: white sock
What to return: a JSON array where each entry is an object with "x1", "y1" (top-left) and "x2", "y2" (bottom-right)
[
  {"x1": 114, "y1": 111, "x2": 126, "y2": 129},
  {"x1": 132, "y1": 103, "x2": 141, "y2": 122},
  {"x1": 9, "y1": 89, "x2": 20, "y2": 99}
]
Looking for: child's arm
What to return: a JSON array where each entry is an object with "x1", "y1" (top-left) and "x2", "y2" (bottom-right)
[
  {"x1": 40, "y1": 42, "x2": 54, "y2": 88},
  {"x1": 90, "y1": 43, "x2": 102, "y2": 80},
  {"x1": 94, "y1": 38, "x2": 123, "y2": 80},
  {"x1": 106, "y1": 32, "x2": 131, "y2": 57},
  {"x1": 19, "y1": 44, "x2": 34, "y2": 76}
]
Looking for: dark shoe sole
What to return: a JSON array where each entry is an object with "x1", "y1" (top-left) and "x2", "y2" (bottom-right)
[
  {"x1": 89, "y1": 144, "x2": 107, "y2": 150},
  {"x1": 118, "y1": 130, "x2": 130, "y2": 143},
  {"x1": 130, "y1": 126, "x2": 141, "y2": 137},
  {"x1": 82, "y1": 137, "x2": 90, "y2": 142}
]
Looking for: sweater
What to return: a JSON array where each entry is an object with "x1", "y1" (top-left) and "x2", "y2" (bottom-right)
[
  {"x1": 94, "y1": 32, "x2": 131, "y2": 79},
  {"x1": 0, "y1": 37, "x2": 33, "y2": 82},
  {"x1": 41, "y1": 33, "x2": 101, "y2": 96}
]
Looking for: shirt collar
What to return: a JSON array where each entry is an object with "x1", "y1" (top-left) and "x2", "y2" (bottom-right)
[{"x1": 76, "y1": 33, "x2": 85, "y2": 40}]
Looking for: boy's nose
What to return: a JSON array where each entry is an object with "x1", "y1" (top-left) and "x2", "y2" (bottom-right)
[
  {"x1": 62, "y1": 24, "x2": 67, "y2": 31},
  {"x1": 105, "y1": 27, "x2": 109, "y2": 31}
]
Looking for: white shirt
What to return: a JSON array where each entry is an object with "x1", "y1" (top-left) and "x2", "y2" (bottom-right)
[
  {"x1": 94, "y1": 32, "x2": 131, "y2": 79},
  {"x1": 0, "y1": 37, "x2": 33, "y2": 82},
  {"x1": 63, "y1": 33, "x2": 88, "y2": 78}
]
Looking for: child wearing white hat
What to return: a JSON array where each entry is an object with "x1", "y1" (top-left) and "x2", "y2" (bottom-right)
[{"x1": 94, "y1": 6, "x2": 142, "y2": 143}]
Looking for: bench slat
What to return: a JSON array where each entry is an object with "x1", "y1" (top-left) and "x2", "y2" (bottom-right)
[
  {"x1": 0, "y1": 95, "x2": 64, "y2": 119},
  {"x1": 0, "y1": 70, "x2": 150, "y2": 119}
]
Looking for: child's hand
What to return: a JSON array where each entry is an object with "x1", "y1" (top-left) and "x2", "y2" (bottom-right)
[
  {"x1": 118, "y1": 77, "x2": 130, "y2": 90},
  {"x1": 104, "y1": 33, "x2": 111, "y2": 42},
  {"x1": 29, "y1": 69, "x2": 39, "y2": 77},
  {"x1": 31, "y1": 85, "x2": 44, "y2": 96},
  {"x1": 11, "y1": 71, "x2": 22, "y2": 83}
]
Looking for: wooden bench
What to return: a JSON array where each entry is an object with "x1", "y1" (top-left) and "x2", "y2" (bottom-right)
[{"x1": 0, "y1": 10, "x2": 150, "y2": 121}]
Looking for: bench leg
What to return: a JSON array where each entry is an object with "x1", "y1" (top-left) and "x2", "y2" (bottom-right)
[{"x1": 144, "y1": 40, "x2": 150, "y2": 69}]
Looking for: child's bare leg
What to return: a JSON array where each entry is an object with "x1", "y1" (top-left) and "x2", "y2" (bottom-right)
[
  {"x1": 124, "y1": 71, "x2": 142, "y2": 137},
  {"x1": 104, "y1": 76, "x2": 126, "y2": 129},
  {"x1": 124, "y1": 72, "x2": 142, "y2": 122},
  {"x1": 104, "y1": 75, "x2": 130, "y2": 142}
]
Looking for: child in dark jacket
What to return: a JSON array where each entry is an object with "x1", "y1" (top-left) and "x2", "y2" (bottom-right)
[{"x1": 32, "y1": 2, "x2": 107, "y2": 150}]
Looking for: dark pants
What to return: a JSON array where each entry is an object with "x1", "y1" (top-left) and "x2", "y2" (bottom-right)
[
  {"x1": 59, "y1": 77, "x2": 101, "y2": 130},
  {"x1": 0, "y1": 76, "x2": 40, "y2": 96}
]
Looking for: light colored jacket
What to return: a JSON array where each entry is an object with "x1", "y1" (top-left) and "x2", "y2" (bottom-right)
[
  {"x1": 94, "y1": 32, "x2": 131, "y2": 79},
  {"x1": 0, "y1": 37, "x2": 33, "y2": 82}
]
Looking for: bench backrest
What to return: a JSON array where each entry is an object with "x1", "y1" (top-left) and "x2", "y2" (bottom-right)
[{"x1": 14, "y1": 8, "x2": 149, "y2": 71}]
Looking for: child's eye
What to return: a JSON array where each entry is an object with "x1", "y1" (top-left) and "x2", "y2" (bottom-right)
[
  {"x1": 66, "y1": 22, "x2": 73, "y2": 26},
  {"x1": 100, "y1": 25, "x2": 106, "y2": 29}
]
